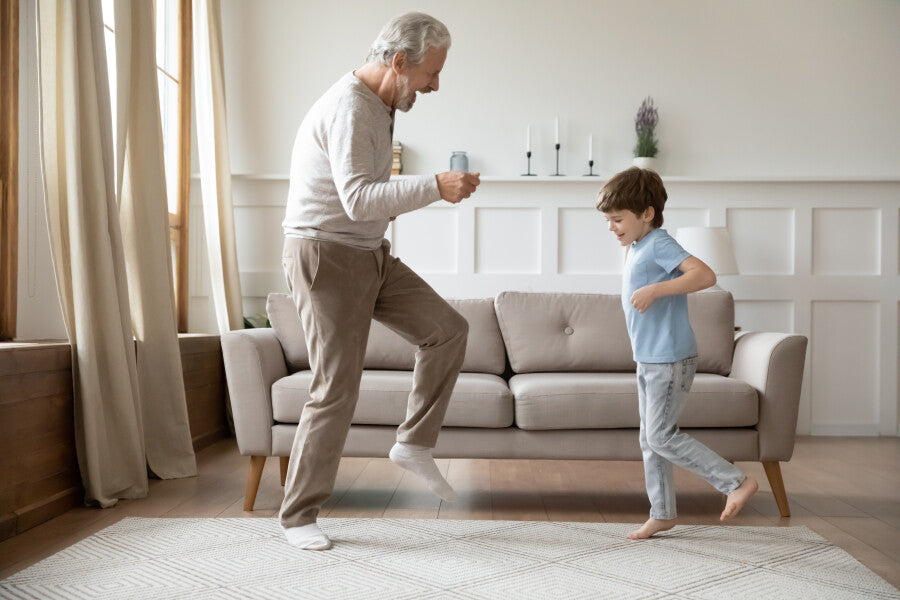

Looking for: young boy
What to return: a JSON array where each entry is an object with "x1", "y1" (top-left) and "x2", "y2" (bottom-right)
[{"x1": 597, "y1": 167, "x2": 758, "y2": 539}]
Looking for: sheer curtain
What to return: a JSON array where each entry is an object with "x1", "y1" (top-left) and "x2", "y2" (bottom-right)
[
  {"x1": 193, "y1": 0, "x2": 243, "y2": 334},
  {"x1": 36, "y1": 0, "x2": 195, "y2": 508},
  {"x1": 114, "y1": 0, "x2": 197, "y2": 479}
]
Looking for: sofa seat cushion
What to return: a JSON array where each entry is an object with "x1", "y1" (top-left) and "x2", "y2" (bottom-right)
[
  {"x1": 273, "y1": 371, "x2": 514, "y2": 428},
  {"x1": 509, "y1": 373, "x2": 758, "y2": 430}
]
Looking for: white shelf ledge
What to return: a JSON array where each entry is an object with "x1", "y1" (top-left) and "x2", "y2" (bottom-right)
[
  {"x1": 469, "y1": 175, "x2": 900, "y2": 183},
  {"x1": 221, "y1": 173, "x2": 900, "y2": 184}
]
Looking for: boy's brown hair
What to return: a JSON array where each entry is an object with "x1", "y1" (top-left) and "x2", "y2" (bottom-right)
[{"x1": 596, "y1": 166, "x2": 667, "y2": 228}]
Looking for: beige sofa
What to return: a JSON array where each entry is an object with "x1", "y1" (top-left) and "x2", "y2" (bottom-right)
[{"x1": 222, "y1": 290, "x2": 807, "y2": 516}]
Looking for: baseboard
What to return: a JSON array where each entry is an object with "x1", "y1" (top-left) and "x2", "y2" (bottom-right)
[
  {"x1": 0, "y1": 487, "x2": 82, "y2": 541},
  {"x1": 810, "y1": 424, "x2": 880, "y2": 436},
  {"x1": 192, "y1": 429, "x2": 230, "y2": 452},
  {"x1": 0, "y1": 513, "x2": 15, "y2": 542}
]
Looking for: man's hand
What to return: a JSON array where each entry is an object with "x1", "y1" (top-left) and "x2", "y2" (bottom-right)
[
  {"x1": 631, "y1": 284, "x2": 659, "y2": 314},
  {"x1": 436, "y1": 171, "x2": 480, "y2": 204}
]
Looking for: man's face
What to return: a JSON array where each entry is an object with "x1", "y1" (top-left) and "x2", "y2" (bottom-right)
[{"x1": 395, "y1": 46, "x2": 447, "y2": 112}]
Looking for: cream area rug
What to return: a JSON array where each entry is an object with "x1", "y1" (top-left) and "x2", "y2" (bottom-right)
[{"x1": 2, "y1": 518, "x2": 898, "y2": 599}]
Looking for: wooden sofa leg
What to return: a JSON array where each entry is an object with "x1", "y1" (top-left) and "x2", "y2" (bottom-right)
[
  {"x1": 280, "y1": 456, "x2": 289, "y2": 486},
  {"x1": 244, "y1": 456, "x2": 267, "y2": 511},
  {"x1": 762, "y1": 461, "x2": 791, "y2": 517}
]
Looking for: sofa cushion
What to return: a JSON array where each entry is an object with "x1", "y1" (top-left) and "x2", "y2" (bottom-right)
[
  {"x1": 272, "y1": 371, "x2": 514, "y2": 428},
  {"x1": 494, "y1": 292, "x2": 635, "y2": 374},
  {"x1": 267, "y1": 293, "x2": 309, "y2": 371},
  {"x1": 687, "y1": 290, "x2": 735, "y2": 376},
  {"x1": 364, "y1": 298, "x2": 506, "y2": 375},
  {"x1": 509, "y1": 372, "x2": 758, "y2": 430},
  {"x1": 267, "y1": 294, "x2": 505, "y2": 375},
  {"x1": 494, "y1": 291, "x2": 735, "y2": 375}
]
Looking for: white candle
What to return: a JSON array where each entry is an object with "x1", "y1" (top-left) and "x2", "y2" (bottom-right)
[
  {"x1": 554, "y1": 117, "x2": 559, "y2": 144},
  {"x1": 526, "y1": 125, "x2": 531, "y2": 152},
  {"x1": 589, "y1": 134, "x2": 593, "y2": 160}
]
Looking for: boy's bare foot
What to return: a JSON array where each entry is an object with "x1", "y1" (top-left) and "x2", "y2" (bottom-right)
[
  {"x1": 720, "y1": 476, "x2": 759, "y2": 521},
  {"x1": 626, "y1": 518, "x2": 677, "y2": 540}
]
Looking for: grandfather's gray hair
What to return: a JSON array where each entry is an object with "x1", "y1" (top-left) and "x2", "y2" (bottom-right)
[{"x1": 366, "y1": 12, "x2": 451, "y2": 66}]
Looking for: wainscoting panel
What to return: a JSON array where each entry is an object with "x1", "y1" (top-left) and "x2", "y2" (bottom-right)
[
  {"x1": 188, "y1": 176, "x2": 900, "y2": 435},
  {"x1": 392, "y1": 207, "x2": 458, "y2": 274},
  {"x1": 234, "y1": 206, "x2": 288, "y2": 272},
  {"x1": 811, "y1": 301, "x2": 880, "y2": 435},
  {"x1": 558, "y1": 208, "x2": 622, "y2": 274},
  {"x1": 812, "y1": 208, "x2": 881, "y2": 275},
  {"x1": 475, "y1": 208, "x2": 541, "y2": 274},
  {"x1": 734, "y1": 300, "x2": 795, "y2": 335},
  {"x1": 726, "y1": 208, "x2": 796, "y2": 275},
  {"x1": 661, "y1": 208, "x2": 710, "y2": 235}
]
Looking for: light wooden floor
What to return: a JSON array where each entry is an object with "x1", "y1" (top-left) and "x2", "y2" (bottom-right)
[{"x1": 2, "y1": 436, "x2": 898, "y2": 587}]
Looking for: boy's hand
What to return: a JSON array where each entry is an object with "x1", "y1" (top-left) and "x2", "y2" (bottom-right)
[{"x1": 631, "y1": 285, "x2": 658, "y2": 313}]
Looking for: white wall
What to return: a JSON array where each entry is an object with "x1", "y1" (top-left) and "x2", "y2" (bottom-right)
[
  {"x1": 16, "y1": 1, "x2": 900, "y2": 435},
  {"x1": 221, "y1": 0, "x2": 900, "y2": 177}
]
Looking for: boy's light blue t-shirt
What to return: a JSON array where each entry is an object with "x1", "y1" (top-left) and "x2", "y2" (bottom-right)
[{"x1": 622, "y1": 228, "x2": 697, "y2": 363}]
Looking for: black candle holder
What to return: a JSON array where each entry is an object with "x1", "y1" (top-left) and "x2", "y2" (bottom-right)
[
  {"x1": 583, "y1": 160, "x2": 597, "y2": 176},
  {"x1": 552, "y1": 143, "x2": 563, "y2": 176},
  {"x1": 521, "y1": 151, "x2": 535, "y2": 176}
]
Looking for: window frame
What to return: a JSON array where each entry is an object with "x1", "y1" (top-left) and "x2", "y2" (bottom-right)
[
  {"x1": 173, "y1": 0, "x2": 192, "y2": 333},
  {"x1": 0, "y1": 0, "x2": 19, "y2": 341}
]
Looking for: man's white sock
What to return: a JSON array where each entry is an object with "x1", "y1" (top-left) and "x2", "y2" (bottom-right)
[
  {"x1": 282, "y1": 523, "x2": 332, "y2": 550},
  {"x1": 389, "y1": 442, "x2": 457, "y2": 502}
]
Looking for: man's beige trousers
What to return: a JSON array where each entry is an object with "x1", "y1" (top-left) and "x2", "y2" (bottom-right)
[{"x1": 279, "y1": 237, "x2": 468, "y2": 527}]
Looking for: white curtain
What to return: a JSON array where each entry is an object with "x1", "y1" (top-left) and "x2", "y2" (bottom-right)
[
  {"x1": 193, "y1": 0, "x2": 243, "y2": 334},
  {"x1": 36, "y1": 0, "x2": 195, "y2": 508},
  {"x1": 37, "y1": 0, "x2": 146, "y2": 507},
  {"x1": 114, "y1": 0, "x2": 197, "y2": 479}
]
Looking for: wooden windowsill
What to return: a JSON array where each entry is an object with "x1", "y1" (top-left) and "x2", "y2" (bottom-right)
[{"x1": 1, "y1": 333, "x2": 220, "y2": 350}]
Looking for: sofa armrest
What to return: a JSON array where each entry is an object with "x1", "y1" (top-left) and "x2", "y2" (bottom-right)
[
  {"x1": 221, "y1": 328, "x2": 288, "y2": 456},
  {"x1": 730, "y1": 332, "x2": 808, "y2": 461}
]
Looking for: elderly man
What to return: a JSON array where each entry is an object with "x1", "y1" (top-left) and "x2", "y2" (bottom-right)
[{"x1": 279, "y1": 12, "x2": 480, "y2": 550}]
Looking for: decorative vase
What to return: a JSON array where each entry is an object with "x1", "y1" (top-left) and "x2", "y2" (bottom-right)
[
  {"x1": 632, "y1": 156, "x2": 657, "y2": 170},
  {"x1": 450, "y1": 151, "x2": 469, "y2": 172}
]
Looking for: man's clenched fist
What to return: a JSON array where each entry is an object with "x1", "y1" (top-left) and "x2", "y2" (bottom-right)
[{"x1": 436, "y1": 171, "x2": 481, "y2": 204}]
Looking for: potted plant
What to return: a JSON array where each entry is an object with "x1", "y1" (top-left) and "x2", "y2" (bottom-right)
[{"x1": 633, "y1": 96, "x2": 659, "y2": 169}]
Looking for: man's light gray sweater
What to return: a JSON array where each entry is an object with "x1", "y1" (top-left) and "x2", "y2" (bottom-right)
[{"x1": 282, "y1": 72, "x2": 441, "y2": 250}]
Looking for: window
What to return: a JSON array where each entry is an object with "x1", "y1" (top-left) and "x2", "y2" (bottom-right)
[{"x1": 101, "y1": 0, "x2": 192, "y2": 331}]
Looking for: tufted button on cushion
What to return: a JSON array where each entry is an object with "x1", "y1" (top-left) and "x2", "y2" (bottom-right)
[{"x1": 564, "y1": 326, "x2": 574, "y2": 335}]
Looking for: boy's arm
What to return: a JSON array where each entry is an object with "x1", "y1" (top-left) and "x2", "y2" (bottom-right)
[{"x1": 630, "y1": 255, "x2": 716, "y2": 313}]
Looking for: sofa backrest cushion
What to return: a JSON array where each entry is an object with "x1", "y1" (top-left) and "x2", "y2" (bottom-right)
[
  {"x1": 494, "y1": 290, "x2": 734, "y2": 375},
  {"x1": 267, "y1": 293, "x2": 506, "y2": 375},
  {"x1": 494, "y1": 292, "x2": 635, "y2": 374},
  {"x1": 267, "y1": 293, "x2": 310, "y2": 371},
  {"x1": 364, "y1": 298, "x2": 506, "y2": 375},
  {"x1": 687, "y1": 290, "x2": 735, "y2": 376}
]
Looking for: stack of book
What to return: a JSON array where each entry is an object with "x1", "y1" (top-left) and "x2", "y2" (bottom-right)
[{"x1": 391, "y1": 141, "x2": 402, "y2": 175}]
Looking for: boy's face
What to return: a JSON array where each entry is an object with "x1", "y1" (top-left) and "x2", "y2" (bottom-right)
[{"x1": 603, "y1": 208, "x2": 655, "y2": 246}]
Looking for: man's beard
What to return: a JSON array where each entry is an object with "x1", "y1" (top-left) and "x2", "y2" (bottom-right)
[{"x1": 395, "y1": 76, "x2": 415, "y2": 112}]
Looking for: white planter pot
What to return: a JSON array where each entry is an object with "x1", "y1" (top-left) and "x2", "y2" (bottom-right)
[{"x1": 632, "y1": 156, "x2": 658, "y2": 170}]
